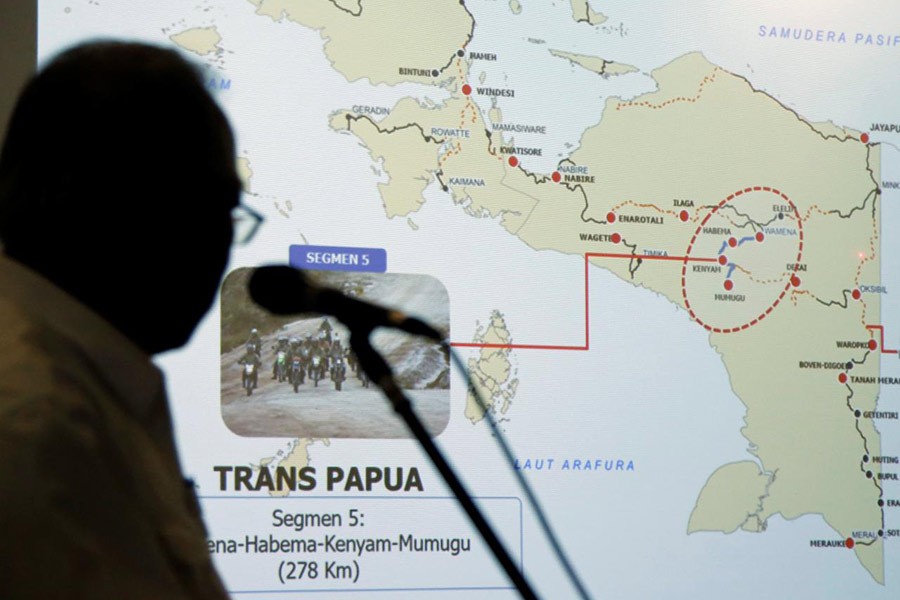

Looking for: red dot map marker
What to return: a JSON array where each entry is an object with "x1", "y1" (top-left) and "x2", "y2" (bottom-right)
[
  {"x1": 728, "y1": 237, "x2": 737, "y2": 248},
  {"x1": 679, "y1": 210, "x2": 689, "y2": 222},
  {"x1": 839, "y1": 373, "x2": 848, "y2": 384},
  {"x1": 756, "y1": 231, "x2": 765, "y2": 242},
  {"x1": 791, "y1": 275, "x2": 801, "y2": 287},
  {"x1": 462, "y1": 84, "x2": 472, "y2": 96},
  {"x1": 846, "y1": 537, "x2": 855, "y2": 550},
  {"x1": 724, "y1": 280, "x2": 734, "y2": 291},
  {"x1": 611, "y1": 233, "x2": 621, "y2": 244},
  {"x1": 852, "y1": 289, "x2": 862, "y2": 300},
  {"x1": 861, "y1": 133, "x2": 870, "y2": 144},
  {"x1": 552, "y1": 171, "x2": 561, "y2": 183},
  {"x1": 607, "y1": 212, "x2": 616, "y2": 223},
  {"x1": 508, "y1": 156, "x2": 518, "y2": 167},
  {"x1": 718, "y1": 255, "x2": 728, "y2": 266},
  {"x1": 869, "y1": 339, "x2": 878, "y2": 351}
]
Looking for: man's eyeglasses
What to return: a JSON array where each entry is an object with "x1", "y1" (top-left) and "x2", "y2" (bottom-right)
[{"x1": 232, "y1": 202, "x2": 264, "y2": 246}]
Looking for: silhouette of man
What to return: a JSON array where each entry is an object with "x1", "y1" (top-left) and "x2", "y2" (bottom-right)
[{"x1": 0, "y1": 42, "x2": 239, "y2": 598}]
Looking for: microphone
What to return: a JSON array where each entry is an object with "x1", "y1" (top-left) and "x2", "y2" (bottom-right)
[{"x1": 247, "y1": 265, "x2": 444, "y2": 342}]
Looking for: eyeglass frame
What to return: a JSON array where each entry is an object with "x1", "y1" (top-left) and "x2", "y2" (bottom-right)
[{"x1": 232, "y1": 201, "x2": 264, "y2": 246}]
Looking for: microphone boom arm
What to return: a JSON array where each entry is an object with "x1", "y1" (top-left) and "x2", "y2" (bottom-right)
[{"x1": 349, "y1": 331, "x2": 540, "y2": 600}]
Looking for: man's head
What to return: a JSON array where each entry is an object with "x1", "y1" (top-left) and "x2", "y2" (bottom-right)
[{"x1": 0, "y1": 41, "x2": 241, "y2": 353}]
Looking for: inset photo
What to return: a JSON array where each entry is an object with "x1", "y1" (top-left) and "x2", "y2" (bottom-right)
[{"x1": 220, "y1": 268, "x2": 450, "y2": 438}]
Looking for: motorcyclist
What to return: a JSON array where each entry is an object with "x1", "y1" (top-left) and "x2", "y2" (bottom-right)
[
  {"x1": 273, "y1": 335, "x2": 289, "y2": 352},
  {"x1": 238, "y1": 348, "x2": 261, "y2": 389},
  {"x1": 287, "y1": 337, "x2": 305, "y2": 388},
  {"x1": 345, "y1": 348, "x2": 358, "y2": 375},
  {"x1": 331, "y1": 353, "x2": 346, "y2": 377},
  {"x1": 272, "y1": 335, "x2": 289, "y2": 380},
  {"x1": 308, "y1": 345, "x2": 326, "y2": 384},
  {"x1": 329, "y1": 334, "x2": 343, "y2": 356},
  {"x1": 246, "y1": 327, "x2": 261, "y2": 355}
]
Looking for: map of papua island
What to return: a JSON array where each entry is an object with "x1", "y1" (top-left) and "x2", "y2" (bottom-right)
[{"x1": 249, "y1": 0, "x2": 886, "y2": 584}]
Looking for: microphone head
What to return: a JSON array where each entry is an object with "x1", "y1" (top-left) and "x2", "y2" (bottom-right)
[{"x1": 247, "y1": 265, "x2": 315, "y2": 315}]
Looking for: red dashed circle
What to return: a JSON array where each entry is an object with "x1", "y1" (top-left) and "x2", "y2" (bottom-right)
[{"x1": 681, "y1": 186, "x2": 804, "y2": 334}]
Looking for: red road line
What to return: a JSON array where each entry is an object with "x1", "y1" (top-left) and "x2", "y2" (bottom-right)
[
  {"x1": 449, "y1": 251, "x2": 713, "y2": 351},
  {"x1": 866, "y1": 325, "x2": 899, "y2": 354}
]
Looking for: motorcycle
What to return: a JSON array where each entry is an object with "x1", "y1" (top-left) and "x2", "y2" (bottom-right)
[
  {"x1": 290, "y1": 356, "x2": 305, "y2": 392},
  {"x1": 242, "y1": 363, "x2": 257, "y2": 397},
  {"x1": 309, "y1": 355, "x2": 323, "y2": 387},
  {"x1": 331, "y1": 359, "x2": 347, "y2": 391}
]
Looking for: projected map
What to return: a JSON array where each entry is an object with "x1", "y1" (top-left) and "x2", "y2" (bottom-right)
[{"x1": 41, "y1": 0, "x2": 900, "y2": 597}]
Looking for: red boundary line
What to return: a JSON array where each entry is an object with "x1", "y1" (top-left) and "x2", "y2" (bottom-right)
[
  {"x1": 449, "y1": 252, "x2": 711, "y2": 351},
  {"x1": 866, "y1": 325, "x2": 899, "y2": 355},
  {"x1": 589, "y1": 253, "x2": 717, "y2": 263},
  {"x1": 450, "y1": 253, "x2": 896, "y2": 354},
  {"x1": 450, "y1": 186, "x2": 885, "y2": 353}
]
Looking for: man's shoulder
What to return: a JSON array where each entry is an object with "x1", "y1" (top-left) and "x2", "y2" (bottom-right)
[
  {"x1": 0, "y1": 299, "x2": 106, "y2": 505},
  {"x1": 0, "y1": 296, "x2": 59, "y2": 376},
  {"x1": 0, "y1": 295, "x2": 103, "y2": 418}
]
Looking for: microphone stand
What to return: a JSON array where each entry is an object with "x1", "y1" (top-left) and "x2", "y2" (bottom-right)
[{"x1": 350, "y1": 332, "x2": 540, "y2": 600}]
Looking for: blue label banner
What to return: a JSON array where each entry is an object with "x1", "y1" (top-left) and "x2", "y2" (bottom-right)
[{"x1": 289, "y1": 245, "x2": 387, "y2": 273}]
